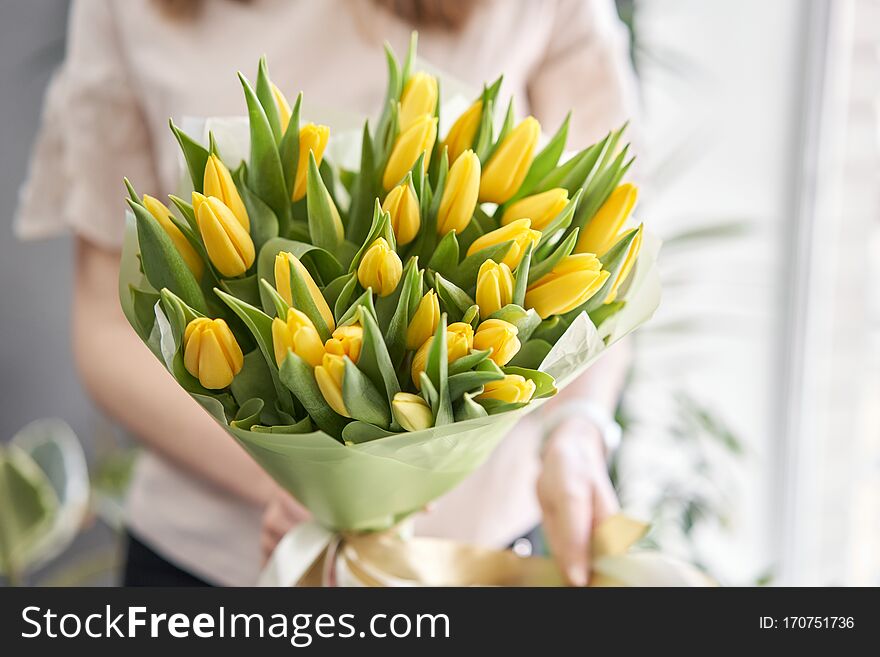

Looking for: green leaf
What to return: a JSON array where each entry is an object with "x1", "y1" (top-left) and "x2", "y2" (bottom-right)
[
  {"x1": 573, "y1": 148, "x2": 633, "y2": 230},
  {"x1": 448, "y1": 369, "x2": 504, "y2": 401},
  {"x1": 483, "y1": 98, "x2": 515, "y2": 163},
  {"x1": 129, "y1": 287, "x2": 160, "y2": 342},
  {"x1": 255, "y1": 56, "x2": 282, "y2": 143},
  {"x1": 512, "y1": 242, "x2": 532, "y2": 307},
  {"x1": 537, "y1": 134, "x2": 608, "y2": 195},
  {"x1": 250, "y1": 418, "x2": 313, "y2": 434},
  {"x1": 447, "y1": 240, "x2": 513, "y2": 290},
  {"x1": 230, "y1": 398, "x2": 265, "y2": 431},
  {"x1": 448, "y1": 349, "x2": 492, "y2": 376},
  {"x1": 488, "y1": 304, "x2": 542, "y2": 341},
  {"x1": 384, "y1": 257, "x2": 423, "y2": 365},
  {"x1": 432, "y1": 273, "x2": 474, "y2": 322},
  {"x1": 529, "y1": 228, "x2": 579, "y2": 285},
  {"x1": 278, "y1": 353, "x2": 348, "y2": 438},
  {"x1": 356, "y1": 307, "x2": 401, "y2": 414},
  {"x1": 234, "y1": 169, "x2": 279, "y2": 251},
  {"x1": 259, "y1": 278, "x2": 290, "y2": 319},
  {"x1": 346, "y1": 122, "x2": 378, "y2": 244},
  {"x1": 427, "y1": 230, "x2": 459, "y2": 278},
  {"x1": 341, "y1": 421, "x2": 398, "y2": 445},
  {"x1": 238, "y1": 72, "x2": 291, "y2": 231},
  {"x1": 337, "y1": 288, "x2": 377, "y2": 328},
  {"x1": 129, "y1": 200, "x2": 207, "y2": 314},
  {"x1": 453, "y1": 392, "x2": 489, "y2": 422},
  {"x1": 589, "y1": 300, "x2": 626, "y2": 328},
  {"x1": 168, "y1": 194, "x2": 199, "y2": 234},
  {"x1": 507, "y1": 339, "x2": 553, "y2": 369},
  {"x1": 503, "y1": 366, "x2": 557, "y2": 399},
  {"x1": 306, "y1": 152, "x2": 344, "y2": 251},
  {"x1": 230, "y1": 350, "x2": 280, "y2": 413},
  {"x1": 333, "y1": 275, "x2": 360, "y2": 321},
  {"x1": 220, "y1": 274, "x2": 261, "y2": 308},
  {"x1": 342, "y1": 357, "x2": 391, "y2": 428},
  {"x1": 425, "y1": 315, "x2": 453, "y2": 425},
  {"x1": 169, "y1": 119, "x2": 210, "y2": 193},
  {"x1": 278, "y1": 92, "x2": 303, "y2": 203}
]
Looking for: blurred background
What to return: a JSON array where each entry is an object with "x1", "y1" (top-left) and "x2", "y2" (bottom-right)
[{"x1": 1, "y1": 0, "x2": 877, "y2": 586}]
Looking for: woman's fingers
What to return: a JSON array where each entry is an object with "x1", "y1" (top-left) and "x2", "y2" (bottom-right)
[{"x1": 539, "y1": 477, "x2": 592, "y2": 586}]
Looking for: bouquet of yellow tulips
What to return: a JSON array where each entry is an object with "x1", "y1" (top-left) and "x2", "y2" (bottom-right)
[{"x1": 119, "y1": 35, "x2": 659, "y2": 534}]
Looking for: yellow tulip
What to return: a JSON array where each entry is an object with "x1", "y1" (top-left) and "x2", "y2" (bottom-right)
[
  {"x1": 411, "y1": 321, "x2": 474, "y2": 388},
  {"x1": 525, "y1": 254, "x2": 610, "y2": 319},
  {"x1": 292, "y1": 123, "x2": 330, "y2": 201},
  {"x1": 273, "y1": 252, "x2": 336, "y2": 331},
  {"x1": 196, "y1": 196, "x2": 255, "y2": 278},
  {"x1": 605, "y1": 225, "x2": 643, "y2": 303},
  {"x1": 142, "y1": 194, "x2": 204, "y2": 279},
  {"x1": 466, "y1": 218, "x2": 540, "y2": 269},
  {"x1": 443, "y1": 99, "x2": 482, "y2": 164},
  {"x1": 271, "y1": 81, "x2": 292, "y2": 132},
  {"x1": 382, "y1": 183, "x2": 420, "y2": 246},
  {"x1": 477, "y1": 374, "x2": 536, "y2": 404},
  {"x1": 324, "y1": 323, "x2": 363, "y2": 363},
  {"x1": 479, "y1": 116, "x2": 541, "y2": 204},
  {"x1": 383, "y1": 114, "x2": 437, "y2": 190},
  {"x1": 357, "y1": 238, "x2": 402, "y2": 297},
  {"x1": 183, "y1": 317, "x2": 244, "y2": 389},
  {"x1": 436, "y1": 150, "x2": 480, "y2": 235},
  {"x1": 473, "y1": 319, "x2": 520, "y2": 366},
  {"x1": 399, "y1": 72, "x2": 438, "y2": 132},
  {"x1": 314, "y1": 353, "x2": 349, "y2": 417},
  {"x1": 576, "y1": 183, "x2": 638, "y2": 256},
  {"x1": 475, "y1": 259, "x2": 514, "y2": 319},
  {"x1": 191, "y1": 191, "x2": 206, "y2": 217},
  {"x1": 406, "y1": 290, "x2": 440, "y2": 351},
  {"x1": 204, "y1": 154, "x2": 249, "y2": 231},
  {"x1": 271, "y1": 307, "x2": 326, "y2": 368},
  {"x1": 501, "y1": 187, "x2": 569, "y2": 230},
  {"x1": 392, "y1": 392, "x2": 433, "y2": 432}
]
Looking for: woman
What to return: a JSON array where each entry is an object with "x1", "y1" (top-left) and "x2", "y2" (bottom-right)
[{"x1": 16, "y1": 0, "x2": 637, "y2": 586}]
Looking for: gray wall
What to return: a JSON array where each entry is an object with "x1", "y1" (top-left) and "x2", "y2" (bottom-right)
[{"x1": 0, "y1": 1, "x2": 97, "y2": 448}]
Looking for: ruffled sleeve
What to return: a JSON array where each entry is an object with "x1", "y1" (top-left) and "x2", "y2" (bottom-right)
[
  {"x1": 14, "y1": 0, "x2": 158, "y2": 249},
  {"x1": 527, "y1": 0, "x2": 639, "y2": 146}
]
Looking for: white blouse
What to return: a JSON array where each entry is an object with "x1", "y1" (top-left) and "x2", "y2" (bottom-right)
[{"x1": 15, "y1": 0, "x2": 637, "y2": 585}]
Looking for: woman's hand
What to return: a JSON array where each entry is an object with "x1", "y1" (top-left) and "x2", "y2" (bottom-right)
[
  {"x1": 260, "y1": 486, "x2": 311, "y2": 563},
  {"x1": 537, "y1": 417, "x2": 619, "y2": 586}
]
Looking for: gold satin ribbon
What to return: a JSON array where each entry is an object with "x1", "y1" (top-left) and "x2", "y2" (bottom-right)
[{"x1": 295, "y1": 514, "x2": 695, "y2": 587}]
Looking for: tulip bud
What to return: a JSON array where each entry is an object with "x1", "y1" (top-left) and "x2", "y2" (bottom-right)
[
  {"x1": 383, "y1": 114, "x2": 437, "y2": 190},
  {"x1": 466, "y1": 218, "x2": 540, "y2": 269},
  {"x1": 357, "y1": 238, "x2": 402, "y2": 297},
  {"x1": 271, "y1": 81, "x2": 292, "y2": 132},
  {"x1": 501, "y1": 187, "x2": 569, "y2": 230},
  {"x1": 197, "y1": 196, "x2": 255, "y2": 278},
  {"x1": 183, "y1": 317, "x2": 244, "y2": 389},
  {"x1": 443, "y1": 100, "x2": 482, "y2": 164},
  {"x1": 411, "y1": 321, "x2": 474, "y2": 388},
  {"x1": 191, "y1": 191, "x2": 207, "y2": 217},
  {"x1": 142, "y1": 194, "x2": 204, "y2": 279},
  {"x1": 476, "y1": 374, "x2": 536, "y2": 404},
  {"x1": 576, "y1": 183, "x2": 638, "y2": 256},
  {"x1": 314, "y1": 353, "x2": 349, "y2": 417},
  {"x1": 324, "y1": 323, "x2": 364, "y2": 363},
  {"x1": 475, "y1": 259, "x2": 514, "y2": 319},
  {"x1": 392, "y1": 392, "x2": 434, "y2": 432},
  {"x1": 605, "y1": 226, "x2": 643, "y2": 303},
  {"x1": 204, "y1": 154, "x2": 250, "y2": 231},
  {"x1": 437, "y1": 150, "x2": 480, "y2": 235},
  {"x1": 382, "y1": 182, "x2": 420, "y2": 246},
  {"x1": 473, "y1": 319, "x2": 521, "y2": 366},
  {"x1": 479, "y1": 116, "x2": 541, "y2": 204},
  {"x1": 271, "y1": 307, "x2": 326, "y2": 368},
  {"x1": 406, "y1": 290, "x2": 440, "y2": 351},
  {"x1": 292, "y1": 123, "x2": 330, "y2": 201},
  {"x1": 399, "y1": 72, "x2": 438, "y2": 132},
  {"x1": 525, "y1": 254, "x2": 610, "y2": 319},
  {"x1": 274, "y1": 252, "x2": 336, "y2": 331}
]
